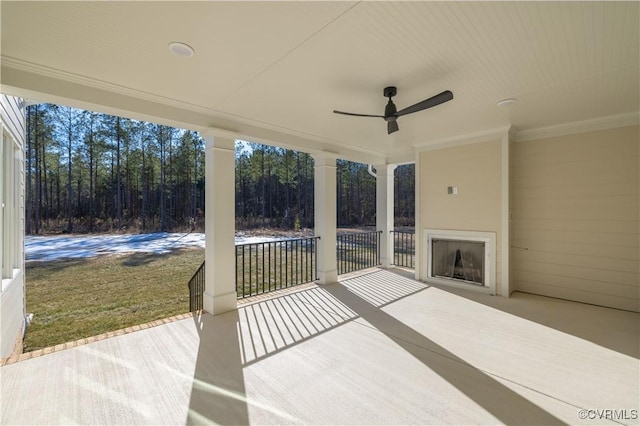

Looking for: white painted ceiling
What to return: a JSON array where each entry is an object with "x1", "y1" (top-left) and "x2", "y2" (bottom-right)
[{"x1": 1, "y1": 1, "x2": 638, "y2": 162}]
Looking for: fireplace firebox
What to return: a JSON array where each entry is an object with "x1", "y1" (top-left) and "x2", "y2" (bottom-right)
[
  {"x1": 424, "y1": 229, "x2": 496, "y2": 294},
  {"x1": 431, "y1": 239, "x2": 485, "y2": 285}
]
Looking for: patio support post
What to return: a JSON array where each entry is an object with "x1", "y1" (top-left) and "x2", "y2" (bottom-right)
[
  {"x1": 203, "y1": 130, "x2": 237, "y2": 314},
  {"x1": 313, "y1": 152, "x2": 338, "y2": 284},
  {"x1": 375, "y1": 164, "x2": 396, "y2": 268}
]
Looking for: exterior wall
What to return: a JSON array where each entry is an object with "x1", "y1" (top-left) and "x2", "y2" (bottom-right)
[
  {"x1": 511, "y1": 125, "x2": 639, "y2": 312},
  {"x1": 418, "y1": 139, "x2": 504, "y2": 294},
  {"x1": 1, "y1": 94, "x2": 26, "y2": 359},
  {"x1": 1, "y1": 270, "x2": 25, "y2": 357}
]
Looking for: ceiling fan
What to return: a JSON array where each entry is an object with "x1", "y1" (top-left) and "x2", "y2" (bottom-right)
[{"x1": 333, "y1": 87, "x2": 453, "y2": 134}]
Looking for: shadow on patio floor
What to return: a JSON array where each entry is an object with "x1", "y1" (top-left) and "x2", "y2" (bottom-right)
[
  {"x1": 185, "y1": 270, "x2": 572, "y2": 425},
  {"x1": 187, "y1": 311, "x2": 249, "y2": 425},
  {"x1": 323, "y1": 280, "x2": 566, "y2": 426}
]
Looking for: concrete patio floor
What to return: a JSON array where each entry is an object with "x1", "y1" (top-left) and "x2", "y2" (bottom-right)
[{"x1": 1, "y1": 269, "x2": 638, "y2": 425}]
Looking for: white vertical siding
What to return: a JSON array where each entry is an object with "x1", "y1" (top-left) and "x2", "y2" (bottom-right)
[
  {"x1": 1, "y1": 96, "x2": 25, "y2": 149},
  {"x1": 1, "y1": 94, "x2": 26, "y2": 359}
]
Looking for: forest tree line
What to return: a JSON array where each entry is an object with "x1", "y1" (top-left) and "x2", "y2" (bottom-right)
[{"x1": 25, "y1": 104, "x2": 414, "y2": 234}]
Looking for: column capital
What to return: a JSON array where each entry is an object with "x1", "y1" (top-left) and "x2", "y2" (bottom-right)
[
  {"x1": 372, "y1": 163, "x2": 398, "y2": 176},
  {"x1": 312, "y1": 151, "x2": 339, "y2": 167},
  {"x1": 202, "y1": 128, "x2": 239, "y2": 150}
]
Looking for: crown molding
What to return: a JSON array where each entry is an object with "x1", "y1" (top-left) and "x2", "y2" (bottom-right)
[
  {"x1": 513, "y1": 112, "x2": 640, "y2": 142},
  {"x1": 1, "y1": 56, "x2": 386, "y2": 164},
  {"x1": 386, "y1": 150, "x2": 415, "y2": 165},
  {"x1": 1, "y1": 55, "x2": 222, "y2": 118},
  {"x1": 414, "y1": 126, "x2": 510, "y2": 152}
]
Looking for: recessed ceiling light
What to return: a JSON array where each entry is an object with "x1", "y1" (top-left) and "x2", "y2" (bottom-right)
[
  {"x1": 168, "y1": 42, "x2": 195, "y2": 57},
  {"x1": 497, "y1": 98, "x2": 516, "y2": 107}
]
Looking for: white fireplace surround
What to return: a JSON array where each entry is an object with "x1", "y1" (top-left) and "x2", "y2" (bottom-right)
[{"x1": 423, "y1": 229, "x2": 497, "y2": 295}]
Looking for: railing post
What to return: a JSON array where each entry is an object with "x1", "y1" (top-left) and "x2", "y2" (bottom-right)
[
  {"x1": 188, "y1": 261, "x2": 206, "y2": 312},
  {"x1": 377, "y1": 232, "x2": 380, "y2": 265},
  {"x1": 388, "y1": 230, "x2": 415, "y2": 269}
]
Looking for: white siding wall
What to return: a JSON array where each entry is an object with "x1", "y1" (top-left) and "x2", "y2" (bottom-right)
[
  {"x1": 1, "y1": 94, "x2": 26, "y2": 359},
  {"x1": 511, "y1": 125, "x2": 639, "y2": 312}
]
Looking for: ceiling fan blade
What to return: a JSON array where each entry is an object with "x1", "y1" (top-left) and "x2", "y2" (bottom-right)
[
  {"x1": 387, "y1": 120, "x2": 399, "y2": 134},
  {"x1": 333, "y1": 110, "x2": 385, "y2": 118},
  {"x1": 396, "y1": 90, "x2": 453, "y2": 117}
]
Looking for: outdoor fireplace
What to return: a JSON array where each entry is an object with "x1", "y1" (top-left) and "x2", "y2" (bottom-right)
[
  {"x1": 431, "y1": 239, "x2": 484, "y2": 285},
  {"x1": 424, "y1": 229, "x2": 496, "y2": 293}
]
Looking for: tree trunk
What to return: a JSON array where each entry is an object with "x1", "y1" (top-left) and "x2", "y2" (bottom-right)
[
  {"x1": 34, "y1": 106, "x2": 41, "y2": 234},
  {"x1": 26, "y1": 107, "x2": 33, "y2": 234},
  {"x1": 88, "y1": 127, "x2": 94, "y2": 232},
  {"x1": 66, "y1": 116, "x2": 73, "y2": 233},
  {"x1": 141, "y1": 129, "x2": 147, "y2": 231},
  {"x1": 116, "y1": 116, "x2": 122, "y2": 230},
  {"x1": 159, "y1": 126, "x2": 166, "y2": 231}
]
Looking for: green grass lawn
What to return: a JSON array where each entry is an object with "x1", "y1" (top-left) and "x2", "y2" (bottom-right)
[
  {"x1": 24, "y1": 231, "x2": 403, "y2": 351},
  {"x1": 24, "y1": 248, "x2": 204, "y2": 351}
]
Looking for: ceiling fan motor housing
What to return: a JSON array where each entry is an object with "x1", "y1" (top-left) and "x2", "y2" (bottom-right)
[
  {"x1": 383, "y1": 86, "x2": 397, "y2": 98},
  {"x1": 384, "y1": 101, "x2": 397, "y2": 120},
  {"x1": 383, "y1": 87, "x2": 398, "y2": 121}
]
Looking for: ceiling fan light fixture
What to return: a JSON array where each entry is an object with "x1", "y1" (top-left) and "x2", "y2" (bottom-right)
[{"x1": 168, "y1": 41, "x2": 195, "y2": 57}]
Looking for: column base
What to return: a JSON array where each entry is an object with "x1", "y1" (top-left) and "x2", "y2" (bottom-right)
[
  {"x1": 316, "y1": 269, "x2": 338, "y2": 285},
  {"x1": 203, "y1": 290, "x2": 237, "y2": 315},
  {"x1": 380, "y1": 257, "x2": 392, "y2": 269}
]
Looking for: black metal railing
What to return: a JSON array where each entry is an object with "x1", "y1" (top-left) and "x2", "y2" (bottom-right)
[
  {"x1": 336, "y1": 230, "x2": 382, "y2": 275},
  {"x1": 188, "y1": 260, "x2": 205, "y2": 312},
  {"x1": 391, "y1": 230, "x2": 415, "y2": 269},
  {"x1": 236, "y1": 236, "x2": 319, "y2": 298},
  {"x1": 189, "y1": 229, "x2": 406, "y2": 308}
]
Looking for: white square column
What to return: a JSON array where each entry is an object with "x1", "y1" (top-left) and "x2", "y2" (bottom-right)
[
  {"x1": 313, "y1": 153, "x2": 338, "y2": 284},
  {"x1": 375, "y1": 164, "x2": 396, "y2": 268},
  {"x1": 203, "y1": 130, "x2": 237, "y2": 315}
]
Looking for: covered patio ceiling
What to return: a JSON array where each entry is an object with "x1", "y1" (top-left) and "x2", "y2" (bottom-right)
[{"x1": 1, "y1": 1, "x2": 638, "y2": 163}]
